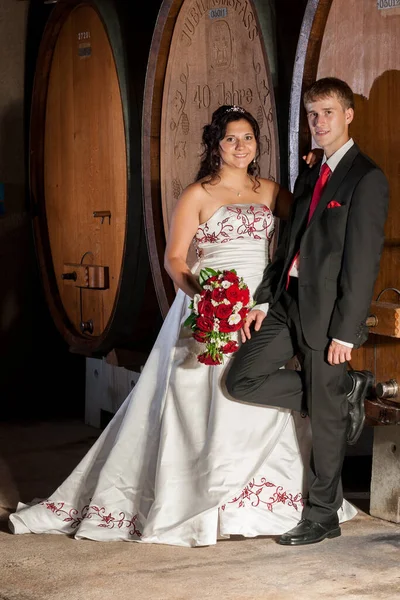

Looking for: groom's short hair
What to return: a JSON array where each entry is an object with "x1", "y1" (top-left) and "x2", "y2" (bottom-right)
[{"x1": 303, "y1": 77, "x2": 354, "y2": 111}]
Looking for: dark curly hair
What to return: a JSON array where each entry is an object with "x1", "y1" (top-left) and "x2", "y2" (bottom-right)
[{"x1": 195, "y1": 105, "x2": 261, "y2": 190}]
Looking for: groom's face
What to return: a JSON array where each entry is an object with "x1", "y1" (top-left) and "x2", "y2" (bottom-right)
[{"x1": 305, "y1": 93, "x2": 354, "y2": 158}]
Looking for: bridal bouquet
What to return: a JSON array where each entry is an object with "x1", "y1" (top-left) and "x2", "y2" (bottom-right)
[{"x1": 184, "y1": 268, "x2": 253, "y2": 365}]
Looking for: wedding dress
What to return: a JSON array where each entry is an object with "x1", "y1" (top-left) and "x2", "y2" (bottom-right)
[{"x1": 9, "y1": 204, "x2": 357, "y2": 546}]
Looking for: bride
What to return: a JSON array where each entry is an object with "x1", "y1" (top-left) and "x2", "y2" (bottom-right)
[{"x1": 9, "y1": 105, "x2": 357, "y2": 546}]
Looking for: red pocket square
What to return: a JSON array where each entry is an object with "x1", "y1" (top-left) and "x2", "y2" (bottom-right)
[{"x1": 327, "y1": 200, "x2": 341, "y2": 209}]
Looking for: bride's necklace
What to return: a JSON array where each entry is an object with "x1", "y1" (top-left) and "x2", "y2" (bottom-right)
[
  {"x1": 225, "y1": 176, "x2": 251, "y2": 198},
  {"x1": 227, "y1": 178, "x2": 252, "y2": 197}
]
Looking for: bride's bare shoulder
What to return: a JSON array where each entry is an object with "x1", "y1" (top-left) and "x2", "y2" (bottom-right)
[
  {"x1": 257, "y1": 178, "x2": 294, "y2": 220},
  {"x1": 171, "y1": 180, "x2": 212, "y2": 219},
  {"x1": 256, "y1": 177, "x2": 280, "y2": 203},
  {"x1": 182, "y1": 179, "x2": 214, "y2": 197},
  {"x1": 179, "y1": 178, "x2": 217, "y2": 205},
  {"x1": 257, "y1": 176, "x2": 280, "y2": 192}
]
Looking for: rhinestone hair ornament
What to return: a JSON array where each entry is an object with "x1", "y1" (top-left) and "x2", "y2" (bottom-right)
[{"x1": 225, "y1": 105, "x2": 246, "y2": 114}]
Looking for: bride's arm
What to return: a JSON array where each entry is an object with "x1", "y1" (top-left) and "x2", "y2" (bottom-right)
[
  {"x1": 273, "y1": 186, "x2": 293, "y2": 220},
  {"x1": 164, "y1": 185, "x2": 204, "y2": 299}
]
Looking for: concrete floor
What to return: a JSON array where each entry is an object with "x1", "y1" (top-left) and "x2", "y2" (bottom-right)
[{"x1": 0, "y1": 419, "x2": 399, "y2": 600}]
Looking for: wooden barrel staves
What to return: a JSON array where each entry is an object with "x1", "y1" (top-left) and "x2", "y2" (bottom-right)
[
  {"x1": 289, "y1": 0, "x2": 400, "y2": 424},
  {"x1": 143, "y1": 0, "x2": 280, "y2": 318},
  {"x1": 30, "y1": 0, "x2": 162, "y2": 357}
]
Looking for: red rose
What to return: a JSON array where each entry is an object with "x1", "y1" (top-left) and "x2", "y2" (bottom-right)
[
  {"x1": 193, "y1": 331, "x2": 208, "y2": 342},
  {"x1": 215, "y1": 303, "x2": 232, "y2": 319},
  {"x1": 198, "y1": 352, "x2": 222, "y2": 366},
  {"x1": 197, "y1": 299, "x2": 214, "y2": 317},
  {"x1": 196, "y1": 316, "x2": 214, "y2": 332},
  {"x1": 239, "y1": 288, "x2": 250, "y2": 305},
  {"x1": 218, "y1": 319, "x2": 241, "y2": 333},
  {"x1": 211, "y1": 287, "x2": 226, "y2": 302},
  {"x1": 222, "y1": 341, "x2": 239, "y2": 354},
  {"x1": 239, "y1": 307, "x2": 249, "y2": 319},
  {"x1": 205, "y1": 275, "x2": 218, "y2": 284},
  {"x1": 223, "y1": 270, "x2": 239, "y2": 283},
  {"x1": 226, "y1": 284, "x2": 241, "y2": 303}
]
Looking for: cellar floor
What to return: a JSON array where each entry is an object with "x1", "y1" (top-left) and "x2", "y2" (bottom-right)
[{"x1": 0, "y1": 419, "x2": 399, "y2": 600}]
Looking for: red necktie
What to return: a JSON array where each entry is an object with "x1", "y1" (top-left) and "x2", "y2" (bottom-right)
[
  {"x1": 286, "y1": 163, "x2": 331, "y2": 289},
  {"x1": 307, "y1": 162, "x2": 331, "y2": 224}
]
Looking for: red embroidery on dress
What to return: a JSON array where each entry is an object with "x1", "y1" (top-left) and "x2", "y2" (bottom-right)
[
  {"x1": 228, "y1": 205, "x2": 274, "y2": 241},
  {"x1": 194, "y1": 204, "x2": 274, "y2": 248},
  {"x1": 42, "y1": 501, "x2": 142, "y2": 537},
  {"x1": 195, "y1": 216, "x2": 234, "y2": 246},
  {"x1": 220, "y1": 479, "x2": 303, "y2": 512}
]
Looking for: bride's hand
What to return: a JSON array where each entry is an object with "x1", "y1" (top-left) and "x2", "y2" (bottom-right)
[
  {"x1": 241, "y1": 309, "x2": 266, "y2": 343},
  {"x1": 303, "y1": 147, "x2": 324, "y2": 168}
]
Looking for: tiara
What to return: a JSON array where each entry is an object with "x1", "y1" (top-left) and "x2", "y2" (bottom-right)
[{"x1": 225, "y1": 105, "x2": 245, "y2": 114}]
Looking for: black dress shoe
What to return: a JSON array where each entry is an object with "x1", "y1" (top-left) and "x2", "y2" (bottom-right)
[
  {"x1": 347, "y1": 370, "x2": 374, "y2": 445},
  {"x1": 278, "y1": 518, "x2": 341, "y2": 546}
]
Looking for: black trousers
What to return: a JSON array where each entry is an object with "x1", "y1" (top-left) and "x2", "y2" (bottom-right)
[{"x1": 225, "y1": 279, "x2": 351, "y2": 523}]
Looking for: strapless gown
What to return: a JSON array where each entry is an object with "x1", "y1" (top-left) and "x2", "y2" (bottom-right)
[{"x1": 9, "y1": 204, "x2": 357, "y2": 546}]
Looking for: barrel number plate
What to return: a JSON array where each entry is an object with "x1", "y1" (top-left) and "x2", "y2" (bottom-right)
[
  {"x1": 78, "y1": 31, "x2": 91, "y2": 58},
  {"x1": 209, "y1": 8, "x2": 227, "y2": 19},
  {"x1": 377, "y1": 0, "x2": 400, "y2": 9}
]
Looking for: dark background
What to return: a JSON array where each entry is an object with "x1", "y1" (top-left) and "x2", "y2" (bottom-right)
[{"x1": 1, "y1": 0, "x2": 307, "y2": 421}]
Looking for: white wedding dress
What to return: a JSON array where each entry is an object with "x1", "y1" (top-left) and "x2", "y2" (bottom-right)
[{"x1": 9, "y1": 204, "x2": 357, "y2": 546}]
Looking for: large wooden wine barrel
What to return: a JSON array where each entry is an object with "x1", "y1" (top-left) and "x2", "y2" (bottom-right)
[
  {"x1": 289, "y1": 0, "x2": 400, "y2": 423},
  {"x1": 143, "y1": 0, "x2": 280, "y2": 317},
  {"x1": 30, "y1": 0, "x2": 162, "y2": 357}
]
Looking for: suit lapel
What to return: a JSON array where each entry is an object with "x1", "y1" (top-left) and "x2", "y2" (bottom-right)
[
  {"x1": 280, "y1": 165, "x2": 318, "y2": 275},
  {"x1": 288, "y1": 164, "x2": 319, "y2": 251},
  {"x1": 307, "y1": 143, "x2": 360, "y2": 228}
]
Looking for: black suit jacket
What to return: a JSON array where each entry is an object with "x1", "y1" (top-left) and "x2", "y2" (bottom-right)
[{"x1": 255, "y1": 143, "x2": 389, "y2": 350}]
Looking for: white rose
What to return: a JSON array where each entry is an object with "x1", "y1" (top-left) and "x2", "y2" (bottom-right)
[
  {"x1": 228, "y1": 313, "x2": 241, "y2": 325},
  {"x1": 193, "y1": 293, "x2": 201, "y2": 314},
  {"x1": 221, "y1": 280, "x2": 232, "y2": 289},
  {"x1": 233, "y1": 301, "x2": 243, "y2": 312}
]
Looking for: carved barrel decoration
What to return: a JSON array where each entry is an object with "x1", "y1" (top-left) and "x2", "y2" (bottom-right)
[
  {"x1": 290, "y1": 0, "x2": 400, "y2": 423},
  {"x1": 143, "y1": 0, "x2": 279, "y2": 317}
]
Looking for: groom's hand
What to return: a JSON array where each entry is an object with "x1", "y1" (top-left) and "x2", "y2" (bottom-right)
[
  {"x1": 327, "y1": 340, "x2": 352, "y2": 365},
  {"x1": 303, "y1": 147, "x2": 323, "y2": 167},
  {"x1": 241, "y1": 310, "x2": 266, "y2": 343}
]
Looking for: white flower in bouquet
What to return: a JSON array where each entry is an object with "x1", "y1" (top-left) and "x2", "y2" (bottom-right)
[
  {"x1": 228, "y1": 313, "x2": 241, "y2": 326},
  {"x1": 221, "y1": 280, "x2": 232, "y2": 289},
  {"x1": 192, "y1": 293, "x2": 201, "y2": 315}
]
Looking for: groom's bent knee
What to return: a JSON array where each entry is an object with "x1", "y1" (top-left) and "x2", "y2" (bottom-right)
[
  {"x1": 225, "y1": 366, "x2": 257, "y2": 402},
  {"x1": 225, "y1": 369, "x2": 241, "y2": 399}
]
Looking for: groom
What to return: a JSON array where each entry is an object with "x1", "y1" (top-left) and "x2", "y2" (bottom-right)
[{"x1": 226, "y1": 77, "x2": 389, "y2": 546}]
